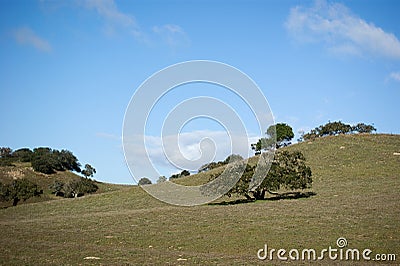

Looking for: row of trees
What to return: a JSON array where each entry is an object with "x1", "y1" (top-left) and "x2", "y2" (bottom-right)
[
  {"x1": 0, "y1": 147, "x2": 95, "y2": 177},
  {"x1": 0, "y1": 177, "x2": 99, "y2": 206},
  {"x1": 301, "y1": 121, "x2": 376, "y2": 141},
  {"x1": 138, "y1": 169, "x2": 191, "y2": 185},
  {"x1": 251, "y1": 121, "x2": 376, "y2": 154},
  {"x1": 198, "y1": 154, "x2": 244, "y2": 173}
]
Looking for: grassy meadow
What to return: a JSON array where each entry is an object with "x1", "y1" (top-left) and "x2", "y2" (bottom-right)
[{"x1": 0, "y1": 134, "x2": 399, "y2": 265}]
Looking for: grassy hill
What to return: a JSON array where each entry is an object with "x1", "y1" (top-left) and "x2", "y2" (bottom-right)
[
  {"x1": 0, "y1": 134, "x2": 399, "y2": 265},
  {"x1": 0, "y1": 162, "x2": 130, "y2": 208}
]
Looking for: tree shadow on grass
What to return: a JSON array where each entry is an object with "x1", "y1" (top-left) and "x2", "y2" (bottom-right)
[
  {"x1": 209, "y1": 191, "x2": 317, "y2": 206},
  {"x1": 265, "y1": 191, "x2": 317, "y2": 201}
]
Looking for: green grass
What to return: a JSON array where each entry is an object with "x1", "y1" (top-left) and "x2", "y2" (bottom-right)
[{"x1": 0, "y1": 134, "x2": 399, "y2": 265}]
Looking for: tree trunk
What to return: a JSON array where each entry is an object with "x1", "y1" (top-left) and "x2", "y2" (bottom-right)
[
  {"x1": 12, "y1": 197, "x2": 20, "y2": 206},
  {"x1": 252, "y1": 190, "x2": 266, "y2": 200}
]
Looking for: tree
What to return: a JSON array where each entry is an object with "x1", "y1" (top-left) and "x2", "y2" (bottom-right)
[
  {"x1": 352, "y1": 123, "x2": 376, "y2": 134},
  {"x1": 170, "y1": 170, "x2": 191, "y2": 179},
  {"x1": 31, "y1": 152, "x2": 56, "y2": 174},
  {"x1": 303, "y1": 121, "x2": 376, "y2": 140},
  {"x1": 55, "y1": 150, "x2": 81, "y2": 172},
  {"x1": 319, "y1": 121, "x2": 351, "y2": 136},
  {"x1": 223, "y1": 154, "x2": 243, "y2": 164},
  {"x1": 267, "y1": 123, "x2": 294, "y2": 148},
  {"x1": 12, "y1": 148, "x2": 33, "y2": 162},
  {"x1": 63, "y1": 178, "x2": 98, "y2": 198},
  {"x1": 31, "y1": 147, "x2": 82, "y2": 174},
  {"x1": 31, "y1": 147, "x2": 58, "y2": 174},
  {"x1": 206, "y1": 150, "x2": 312, "y2": 200},
  {"x1": 252, "y1": 123, "x2": 294, "y2": 153},
  {"x1": 157, "y1": 176, "x2": 167, "y2": 183},
  {"x1": 0, "y1": 147, "x2": 12, "y2": 158},
  {"x1": 49, "y1": 180, "x2": 65, "y2": 197},
  {"x1": 81, "y1": 164, "x2": 96, "y2": 178},
  {"x1": 138, "y1": 177, "x2": 152, "y2": 185},
  {"x1": 1, "y1": 179, "x2": 42, "y2": 206}
]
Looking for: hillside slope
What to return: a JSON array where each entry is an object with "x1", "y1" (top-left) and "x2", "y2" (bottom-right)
[
  {"x1": 0, "y1": 134, "x2": 399, "y2": 265},
  {"x1": 0, "y1": 163, "x2": 130, "y2": 207}
]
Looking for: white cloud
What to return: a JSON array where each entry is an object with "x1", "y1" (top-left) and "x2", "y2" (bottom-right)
[
  {"x1": 124, "y1": 130, "x2": 256, "y2": 178},
  {"x1": 81, "y1": 0, "x2": 143, "y2": 39},
  {"x1": 13, "y1": 27, "x2": 52, "y2": 52},
  {"x1": 152, "y1": 24, "x2": 189, "y2": 47},
  {"x1": 389, "y1": 71, "x2": 400, "y2": 82},
  {"x1": 285, "y1": 0, "x2": 400, "y2": 59}
]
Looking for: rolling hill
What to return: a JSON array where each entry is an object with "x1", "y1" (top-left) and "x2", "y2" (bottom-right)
[
  {"x1": 0, "y1": 134, "x2": 399, "y2": 265},
  {"x1": 0, "y1": 162, "x2": 130, "y2": 208}
]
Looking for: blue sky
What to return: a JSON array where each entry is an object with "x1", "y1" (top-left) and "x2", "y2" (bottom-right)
[{"x1": 1, "y1": 0, "x2": 399, "y2": 184}]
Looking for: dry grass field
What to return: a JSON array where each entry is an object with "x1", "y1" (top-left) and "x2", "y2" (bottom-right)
[{"x1": 0, "y1": 134, "x2": 399, "y2": 265}]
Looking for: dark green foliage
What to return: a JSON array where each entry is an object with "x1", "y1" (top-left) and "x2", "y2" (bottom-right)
[
  {"x1": 0, "y1": 158, "x2": 14, "y2": 166},
  {"x1": 206, "y1": 150, "x2": 312, "y2": 200},
  {"x1": 81, "y1": 164, "x2": 96, "y2": 178},
  {"x1": 31, "y1": 147, "x2": 81, "y2": 174},
  {"x1": 352, "y1": 123, "x2": 376, "y2": 133},
  {"x1": 0, "y1": 147, "x2": 14, "y2": 166},
  {"x1": 252, "y1": 123, "x2": 294, "y2": 153},
  {"x1": 303, "y1": 121, "x2": 376, "y2": 140},
  {"x1": 49, "y1": 180, "x2": 65, "y2": 197},
  {"x1": 169, "y1": 170, "x2": 191, "y2": 179},
  {"x1": 267, "y1": 123, "x2": 294, "y2": 148},
  {"x1": 251, "y1": 138, "x2": 274, "y2": 154},
  {"x1": 198, "y1": 154, "x2": 243, "y2": 173},
  {"x1": 0, "y1": 147, "x2": 12, "y2": 158},
  {"x1": 12, "y1": 148, "x2": 33, "y2": 162},
  {"x1": 54, "y1": 150, "x2": 82, "y2": 172},
  {"x1": 51, "y1": 178, "x2": 98, "y2": 198},
  {"x1": 64, "y1": 178, "x2": 98, "y2": 198},
  {"x1": 0, "y1": 179, "x2": 42, "y2": 206},
  {"x1": 0, "y1": 182, "x2": 11, "y2": 201},
  {"x1": 138, "y1": 177, "x2": 152, "y2": 185}
]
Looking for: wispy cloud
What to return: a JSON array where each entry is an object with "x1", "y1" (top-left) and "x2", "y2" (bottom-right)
[
  {"x1": 80, "y1": 0, "x2": 143, "y2": 40},
  {"x1": 285, "y1": 0, "x2": 400, "y2": 59},
  {"x1": 124, "y1": 130, "x2": 255, "y2": 177},
  {"x1": 389, "y1": 71, "x2": 400, "y2": 82},
  {"x1": 96, "y1": 132, "x2": 121, "y2": 140},
  {"x1": 13, "y1": 27, "x2": 52, "y2": 52},
  {"x1": 152, "y1": 24, "x2": 189, "y2": 47}
]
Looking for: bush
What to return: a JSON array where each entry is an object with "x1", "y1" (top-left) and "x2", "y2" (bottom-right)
[
  {"x1": 52, "y1": 178, "x2": 98, "y2": 198},
  {"x1": 0, "y1": 179, "x2": 42, "y2": 206},
  {"x1": 12, "y1": 148, "x2": 33, "y2": 162},
  {"x1": 138, "y1": 177, "x2": 152, "y2": 185}
]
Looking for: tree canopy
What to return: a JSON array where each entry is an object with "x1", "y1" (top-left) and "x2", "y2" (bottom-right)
[
  {"x1": 302, "y1": 121, "x2": 376, "y2": 140},
  {"x1": 203, "y1": 150, "x2": 312, "y2": 201},
  {"x1": 138, "y1": 177, "x2": 152, "y2": 185},
  {"x1": 0, "y1": 179, "x2": 42, "y2": 206},
  {"x1": 252, "y1": 123, "x2": 294, "y2": 153}
]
